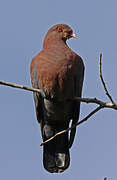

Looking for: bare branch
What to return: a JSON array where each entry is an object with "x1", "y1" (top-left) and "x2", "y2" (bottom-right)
[
  {"x1": 99, "y1": 53, "x2": 115, "y2": 104},
  {"x1": 40, "y1": 106, "x2": 102, "y2": 146},
  {"x1": 0, "y1": 80, "x2": 41, "y2": 93},
  {"x1": 72, "y1": 97, "x2": 117, "y2": 110}
]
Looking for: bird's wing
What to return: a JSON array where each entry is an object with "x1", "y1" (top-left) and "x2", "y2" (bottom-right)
[
  {"x1": 30, "y1": 59, "x2": 45, "y2": 135},
  {"x1": 30, "y1": 56, "x2": 71, "y2": 173},
  {"x1": 69, "y1": 56, "x2": 84, "y2": 148}
]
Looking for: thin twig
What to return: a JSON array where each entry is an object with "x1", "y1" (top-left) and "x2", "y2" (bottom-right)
[
  {"x1": 99, "y1": 53, "x2": 115, "y2": 104},
  {"x1": 72, "y1": 97, "x2": 117, "y2": 110},
  {"x1": 0, "y1": 80, "x2": 41, "y2": 93},
  {"x1": 40, "y1": 106, "x2": 103, "y2": 146}
]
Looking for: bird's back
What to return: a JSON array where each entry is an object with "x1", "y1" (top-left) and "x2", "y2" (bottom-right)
[{"x1": 31, "y1": 44, "x2": 82, "y2": 101}]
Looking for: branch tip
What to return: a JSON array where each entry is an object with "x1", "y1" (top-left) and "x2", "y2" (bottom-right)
[{"x1": 99, "y1": 53, "x2": 115, "y2": 105}]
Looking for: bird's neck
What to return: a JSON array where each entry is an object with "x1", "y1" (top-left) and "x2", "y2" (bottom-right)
[{"x1": 43, "y1": 36, "x2": 67, "y2": 49}]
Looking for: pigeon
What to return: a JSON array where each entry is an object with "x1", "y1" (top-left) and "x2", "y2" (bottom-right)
[{"x1": 30, "y1": 24, "x2": 84, "y2": 173}]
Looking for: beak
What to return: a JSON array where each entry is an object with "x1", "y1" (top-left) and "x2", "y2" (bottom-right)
[{"x1": 71, "y1": 33, "x2": 77, "y2": 38}]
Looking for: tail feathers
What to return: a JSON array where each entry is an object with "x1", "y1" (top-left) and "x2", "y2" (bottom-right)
[{"x1": 42, "y1": 124, "x2": 70, "y2": 173}]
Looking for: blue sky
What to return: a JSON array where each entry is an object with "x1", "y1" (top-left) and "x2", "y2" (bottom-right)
[{"x1": 0, "y1": 0, "x2": 117, "y2": 179}]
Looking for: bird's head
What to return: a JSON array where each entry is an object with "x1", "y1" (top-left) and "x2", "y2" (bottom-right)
[{"x1": 43, "y1": 24, "x2": 77, "y2": 47}]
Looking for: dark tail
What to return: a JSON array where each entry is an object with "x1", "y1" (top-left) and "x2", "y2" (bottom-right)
[{"x1": 42, "y1": 123, "x2": 70, "y2": 173}]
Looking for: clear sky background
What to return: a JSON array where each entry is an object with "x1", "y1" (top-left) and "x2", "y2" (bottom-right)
[{"x1": 0, "y1": 0, "x2": 117, "y2": 180}]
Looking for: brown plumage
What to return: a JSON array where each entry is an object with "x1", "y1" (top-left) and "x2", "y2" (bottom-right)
[{"x1": 30, "y1": 24, "x2": 84, "y2": 173}]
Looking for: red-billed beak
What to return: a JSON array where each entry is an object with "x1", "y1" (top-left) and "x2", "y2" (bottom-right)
[{"x1": 70, "y1": 33, "x2": 77, "y2": 38}]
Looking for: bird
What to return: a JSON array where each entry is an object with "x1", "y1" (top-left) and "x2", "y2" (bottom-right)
[{"x1": 30, "y1": 24, "x2": 84, "y2": 173}]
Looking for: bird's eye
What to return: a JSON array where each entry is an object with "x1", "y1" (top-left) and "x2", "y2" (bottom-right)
[
  {"x1": 69, "y1": 30, "x2": 73, "y2": 35},
  {"x1": 57, "y1": 27, "x2": 63, "y2": 33}
]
